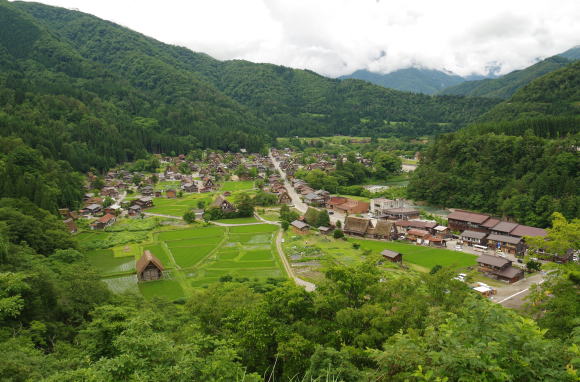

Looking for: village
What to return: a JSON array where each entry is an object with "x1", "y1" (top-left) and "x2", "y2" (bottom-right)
[{"x1": 60, "y1": 146, "x2": 574, "y2": 304}]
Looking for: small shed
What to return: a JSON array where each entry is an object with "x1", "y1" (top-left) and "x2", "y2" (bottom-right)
[
  {"x1": 291, "y1": 220, "x2": 310, "y2": 232},
  {"x1": 136, "y1": 250, "x2": 164, "y2": 281},
  {"x1": 318, "y1": 226, "x2": 332, "y2": 235},
  {"x1": 381, "y1": 249, "x2": 402, "y2": 263}
]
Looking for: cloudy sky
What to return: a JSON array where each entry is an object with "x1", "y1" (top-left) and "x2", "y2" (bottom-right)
[{"x1": 18, "y1": 0, "x2": 580, "y2": 77}]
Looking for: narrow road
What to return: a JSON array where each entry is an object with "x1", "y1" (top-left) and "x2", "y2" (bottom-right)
[
  {"x1": 269, "y1": 149, "x2": 345, "y2": 226},
  {"x1": 275, "y1": 230, "x2": 316, "y2": 292},
  {"x1": 269, "y1": 150, "x2": 308, "y2": 214},
  {"x1": 144, "y1": 212, "x2": 182, "y2": 219},
  {"x1": 493, "y1": 272, "x2": 547, "y2": 309}
]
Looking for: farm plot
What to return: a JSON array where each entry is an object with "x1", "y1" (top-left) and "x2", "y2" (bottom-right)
[
  {"x1": 157, "y1": 226, "x2": 225, "y2": 241},
  {"x1": 220, "y1": 181, "x2": 255, "y2": 192},
  {"x1": 87, "y1": 249, "x2": 135, "y2": 276},
  {"x1": 352, "y1": 239, "x2": 477, "y2": 271},
  {"x1": 102, "y1": 274, "x2": 139, "y2": 294},
  {"x1": 187, "y1": 224, "x2": 285, "y2": 285},
  {"x1": 147, "y1": 194, "x2": 214, "y2": 216},
  {"x1": 169, "y1": 245, "x2": 217, "y2": 268},
  {"x1": 143, "y1": 243, "x2": 173, "y2": 268},
  {"x1": 139, "y1": 278, "x2": 184, "y2": 300}
]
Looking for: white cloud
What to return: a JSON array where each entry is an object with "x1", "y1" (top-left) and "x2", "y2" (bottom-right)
[{"x1": 16, "y1": 0, "x2": 580, "y2": 77}]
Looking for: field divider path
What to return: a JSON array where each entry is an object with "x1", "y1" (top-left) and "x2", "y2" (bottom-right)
[
  {"x1": 275, "y1": 230, "x2": 316, "y2": 292},
  {"x1": 190, "y1": 227, "x2": 230, "y2": 271}
]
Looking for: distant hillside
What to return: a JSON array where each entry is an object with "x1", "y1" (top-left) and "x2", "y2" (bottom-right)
[
  {"x1": 338, "y1": 68, "x2": 465, "y2": 94},
  {"x1": 439, "y1": 55, "x2": 573, "y2": 99},
  {"x1": 4, "y1": 0, "x2": 498, "y2": 145},
  {"x1": 479, "y1": 60, "x2": 580, "y2": 122},
  {"x1": 559, "y1": 45, "x2": 580, "y2": 60},
  {"x1": 408, "y1": 61, "x2": 580, "y2": 227}
]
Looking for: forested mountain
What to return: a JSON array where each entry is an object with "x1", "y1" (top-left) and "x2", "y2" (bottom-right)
[
  {"x1": 408, "y1": 62, "x2": 580, "y2": 227},
  {"x1": 439, "y1": 55, "x2": 575, "y2": 99},
  {"x1": 338, "y1": 67, "x2": 466, "y2": 94},
  {"x1": 479, "y1": 60, "x2": 580, "y2": 122},
  {"x1": 4, "y1": 1, "x2": 498, "y2": 147}
]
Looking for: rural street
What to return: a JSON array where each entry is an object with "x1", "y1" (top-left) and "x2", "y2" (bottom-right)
[
  {"x1": 269, "y1": 149, "x2": 345, "y2": 226},
  {"x1": 493, "y1": 272, "x2": 546, "y2": 309}
]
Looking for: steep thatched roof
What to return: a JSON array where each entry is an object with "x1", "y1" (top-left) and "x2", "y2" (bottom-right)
[
  {"x1": 344, "y1": 217, "x2": 371, "y2": 235},
  {"x1": 136, "y1": 250, "x2": 164, "y2": 274},
  {"x1": 368, "y1": 220, "x2": 394, "y2": 237}
]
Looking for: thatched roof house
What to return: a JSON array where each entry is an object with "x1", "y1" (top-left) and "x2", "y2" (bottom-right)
[{"x1": 136, "y1": 250, "x2": 164, "y2": 282}]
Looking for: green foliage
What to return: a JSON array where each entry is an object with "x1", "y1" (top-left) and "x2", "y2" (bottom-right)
[
  {"x1": 279, "y1": 204, "x2": 299, "y2": 224},
  {"x1": 182, "y1": 210, "x2": 196, "y2": 224},
  {"x1": 333, "y1": 229, "x2": 345, "y2": 239},
  {"x1": 281, "y1": 220, "x2": 289, "y2": 231},
  {"x1": 408, "y1": 132, "x2": 579, "y2": 227}
]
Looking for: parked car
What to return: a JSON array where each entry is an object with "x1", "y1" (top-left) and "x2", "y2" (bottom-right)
[
  {"x1": 328, "y1": 211, "x2": 334, "y2": 215},
  {"x1": 455, "y1": 245, "x2": 462, "y2": 251}
]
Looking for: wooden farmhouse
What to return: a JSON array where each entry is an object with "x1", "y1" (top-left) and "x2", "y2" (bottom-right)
[
  {"x1": 381, "y1": 249, "x2": 402, "y2": 263},
  {"x1": 136, "y1": 250, "x2": 164, "y2": 281},
  {"x1": 212, "y1": 195, "x2": 236, "y2": 213}
]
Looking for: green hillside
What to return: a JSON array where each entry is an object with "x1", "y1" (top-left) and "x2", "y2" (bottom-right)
[
  {"x1": 479, "y1": 60, "x2": 580, "y2": 122},
  {"x1": 439, "y1": 56, "x2": 572, "y2": 99},
  {"x1": 12, "y1": 0, "x2": 498, "y2": 139},
  {"x1": 339, "y1": 67, "x2": 466, "y2": 94},
  {"x1": 409, "y1": 62, "x2": 580, "y2": 226}
]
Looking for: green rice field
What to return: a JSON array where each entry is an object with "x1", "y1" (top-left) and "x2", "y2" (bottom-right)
[
  {"x1": 220, "y1": 181, "x2": 255, "y2": 191},
  {"x1": 87, "y1": 219, "x2": 286, "y2": 300}
]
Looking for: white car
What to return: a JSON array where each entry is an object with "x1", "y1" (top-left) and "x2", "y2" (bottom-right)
[{"x1": 455, "y1": 245, "x2": 462, "y2": 251}]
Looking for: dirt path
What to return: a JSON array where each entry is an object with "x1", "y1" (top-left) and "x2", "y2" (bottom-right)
[
  {"x1": 144, "y1": 212, "x2": 182, "y2": 219},
  {"x1": 274, "y1": 230, "x2": 316, "y2": 292}
]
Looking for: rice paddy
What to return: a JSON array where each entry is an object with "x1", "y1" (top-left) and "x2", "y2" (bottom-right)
[{"x1": 83, "y1": 217, "x2": 286, "y2": 300}]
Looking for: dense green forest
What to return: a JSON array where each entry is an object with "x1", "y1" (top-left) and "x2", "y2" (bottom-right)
[
  {"x1": 1, "y1": 1, "x2": 498, "y2": 159},
  {"x1": 409, "y1": 62, "x2": 580, "y2": 227},
  {"x1": 1, "y1": 199, "x2": 579, "y2": 380},
  {"x1": 439, "y1": 54, "x2": 576, "y2": 99}
]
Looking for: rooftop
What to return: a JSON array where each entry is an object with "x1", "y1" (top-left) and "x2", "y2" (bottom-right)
[{"x1": 447, "y1": 209, "x2": 490, "y2": 224}]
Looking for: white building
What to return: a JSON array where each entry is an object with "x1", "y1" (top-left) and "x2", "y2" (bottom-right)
[{"x1": 370, "y1": 198, "x2": 405, "y2": 216}]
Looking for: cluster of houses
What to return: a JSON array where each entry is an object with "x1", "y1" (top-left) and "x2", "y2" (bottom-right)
[{"x1": 448, "y1": 210, "x2": 553, "y2": 258}]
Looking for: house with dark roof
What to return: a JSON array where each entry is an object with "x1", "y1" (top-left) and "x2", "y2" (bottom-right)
[
  {"x1": 476, "y1": 254, "x2": 524, "y2": 283},
  {"x1": 380, "y1": 207, "x2": 420, "y2": 221},
  {"x1": 460, "y1": 230, "x2": 488, "y2": 246},
  {"x1": 447, "y1": 210, "x2": 491, "y2": 233},
  {"x1": 291, "y1": 220, "x2": 310, "y2": 232},
  {"x1": 381, "y1": 249, "x2": 402, "y2": 263},
  {"x1": 486, "y1": 234, "x2": 525, "y2": 255},
  {"x1": 490, "y1": 221, "x2": 519, "y2": 236},
  {"x1": 136, "y1": 250, "x2": 164, "y2": 281}
]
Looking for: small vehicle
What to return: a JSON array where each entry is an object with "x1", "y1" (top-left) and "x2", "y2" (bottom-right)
[
  {"x1": 328, "y1": 211, "x2": 334, "y2": 215},
  {"x1": 455, "y1": 245, "x2": 462, "y2": 251},
  {"x1": 517, "y1": 259, "x2": 523, "y2": 263}
]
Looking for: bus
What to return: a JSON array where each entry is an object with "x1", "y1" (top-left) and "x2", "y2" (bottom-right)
[{"x1": 473, "y1": 244, "x2": 488, "y2": 253}]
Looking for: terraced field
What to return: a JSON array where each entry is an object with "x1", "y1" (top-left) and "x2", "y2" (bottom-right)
[{"x1": 83, "y1": 220, "x2": 286, "y2": 300}]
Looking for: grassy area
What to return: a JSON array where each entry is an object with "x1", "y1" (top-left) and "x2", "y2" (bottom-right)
[
  {"x1": 139, "y1": 278, "x2": 184, "y2": 300},
  {"x1": 229, "y1": 224, "x2": 279, "y2": 233},
  {"x1": 220, "y1": 181, "x2": 255, "y2": 192},
  {"x1": 87, "y1": 249, "x2": 135, "y2": 276},
  {"x1": 89, "y1": 220, "x2": 286, "y2": 298},
  {"x1": 214, "y1": 216, "x2": 260, "y2": 224},
  {"x1": 148, "y1": 194, "x2": 214, "y2": 216},
  {"x1": 351, "y1": 239, "x2": 477, "y2": 270},
  {"x1": 282, "y1": 232, "x2": 477, "y2": 283}
]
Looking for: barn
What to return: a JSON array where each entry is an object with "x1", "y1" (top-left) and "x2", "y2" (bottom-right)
[{"x1": 136, "y1": 250, "x2": 164, "y2": 281}]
